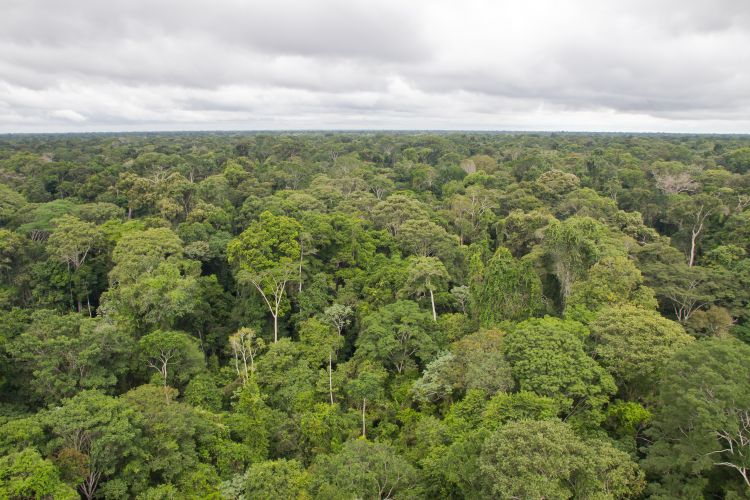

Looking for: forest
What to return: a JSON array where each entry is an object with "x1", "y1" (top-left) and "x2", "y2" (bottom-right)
[{"x1": 1, "y1": 131, "x2": 750, "y2": 499}]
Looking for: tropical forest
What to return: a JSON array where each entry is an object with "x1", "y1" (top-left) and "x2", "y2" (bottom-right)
[{"x1": 1, "y1": 132, "x2": 750, "y2": 499}]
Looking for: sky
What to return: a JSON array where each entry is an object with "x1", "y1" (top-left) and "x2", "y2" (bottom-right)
[{"x1": 1, "y1": 0, "x2": 750, "y2": 133}]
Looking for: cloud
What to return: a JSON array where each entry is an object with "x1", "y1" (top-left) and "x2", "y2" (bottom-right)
[
  {"x1": 50, "y1": 109, "x2": 87, "y2": 122},
  {"x1": 1, "y1": 0, "x2": 749, "y2": 132}
]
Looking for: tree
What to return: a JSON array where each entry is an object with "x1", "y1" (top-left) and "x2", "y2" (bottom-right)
[
  {"x1": 396, "y1": 218, "x2": 458, "y2": 259},
  {"x1": 227, "y1": 210, "x2": 301, "y2": 342},
  {"x1": 323, "y1": 303, "x2": 353, "y2": 336},
  {"x1": 0, "y1": 183, "x2": 26, "y2": 225},
  {"x1": 108, "y1": 227, "x2": 184, "y2": 286},
  {"x1": 243, "y1": 459, "x2": 309, "y2": 499},
  {"x1": 412, "y1": 351, "x2": 459, "y2": 404},
  {"x1": 401, "y1": 256, "x2": 449, "y2": 321},
  {"x1": 479, "y1": 419, "x2": 644, "y2": 498},
  {"x1": 295, "y1": 211, "x2": 333, "y2": 292},
  {"x1": 103, "y1": 227, "x2": 201, "y2": 332},
  {"x1": 356, "y1": 300, "x2": 435, "y2": 374},
  {"x1": 654, "y1": 171, "x2": 699, "y2": 195},
  {"x1": 0, "y1": 448, "x2": 78, "y2": 500},
  {"x1": 450, "y1": 185, "x2": 497, "y2": 244},
  {"x1": 47, "y1": 215, "x2": 103, "y2": 312},
  {"x1": 254, "y1": 338, "x2": 316, "y2": 413},
  {"x1": 450, "y1": 329, "x2": 513, "y2": 396},
  {"x1": 300, "y1": 405, "x2": 356, "y2": 461},
  {"x1": 366, "y1": 173, "x2": 395, "y2": 200},
  {"x1": 687, "y1": 305, "x2": 735, "y2": 337},
  {"x1": 227, "y1": 327, "x2": 265, "y2": 385},
  {"x1": 183, "y1": 373, "x2": 222, "y2": 411},
  {"x1": 340, "y1": 360, "x2": 388, "y2": 438},
  {"x1": 139, "y1": 330, "x2": 204, "y2": 398},
  {"x1": 299, "y1": 317, "x2": 344, "y2": 405},
  {"x1": 503, "y1": 317, "x2": 616, "y2": 423},
  {"x1": 497, "y1": 209, "x2": 556, "y2": 257},
  {"x1": 450, "y1": 285, "x2": 470, "y2": 314},
  {"x1": 481, "y1": 391, "x2": 559, "y2": 430},
  {"x1": 534, "y1": 169, "x2": 581, "y2": 201},
  {"x1": 640, "y1": 259, "x2": 725, "y2": 323},
  {"x1": 666, "y1": 193, "x2": 724, "y2": 267},
  {"x1": 0, "y1": 416, "x2": 44, "y2": 456},
  {"x1": 310, "y1": 439, "x2": 417, "y2": 499},
  {"x1": 0, "y1": 229, "x2": 25, "y2": 287},
  {"x1": 724, "y1": 147, "x2": 750, "y2": 173},
  {"x1": 225, "y1": 380, "x2": 272, "y2": 466},
  {"x1": 543, "y1": 216, "x2": 616, "y2": 303},
  {"x1": 645, "y1": 338, "x2": 750, "y2": 495},
  {"x1": 17, "y1": 199, "x2": 77, "y2": 241},
  {"x1": 589, "y1": 305, "x2": 693, "y2": 398},
  {"x1": 121, "y1": 384, "x2": 225, "y2": 494},
  {"x1": 9, "y1": 311, "x2": 132, "y2": 405},
  {"x1": 566, "y1": 255, "x2": 657, "y2": 323},
  {"x1": 471, "y1": 247, "x2": 544, "y2": 325},
  {"x1": 371, "y1": 194, "x2": 427, "y2": 236},
  {"x1": 45, "y1": 390, "x2": 144, "y2": 500}
]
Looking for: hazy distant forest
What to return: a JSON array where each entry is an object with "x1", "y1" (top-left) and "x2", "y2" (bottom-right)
[{"x1": 3, "y1": 132, "x2": 750, "y2": 499}]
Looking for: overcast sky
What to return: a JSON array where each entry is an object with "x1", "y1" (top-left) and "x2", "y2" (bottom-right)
[{"x1": 2, "y1": 0, "x2": 750, "y2": 133}]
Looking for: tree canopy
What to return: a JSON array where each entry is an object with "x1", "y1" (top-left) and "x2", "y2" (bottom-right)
[{"x1": 1, "y1": 131, "x2": 750, "y2": 497}]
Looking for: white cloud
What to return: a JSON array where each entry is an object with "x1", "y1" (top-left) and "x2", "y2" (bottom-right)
[
  {"x1": 1, "y1": 0, "x2": 749, "y2": 132},
  {"x1": 50, "y1": 109, "x2": 87, "y2": 122}
]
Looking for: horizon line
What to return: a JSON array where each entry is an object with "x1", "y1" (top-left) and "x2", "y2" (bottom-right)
[{"x1": 2, "y1": 128, "x2": 750, "y2": 137}]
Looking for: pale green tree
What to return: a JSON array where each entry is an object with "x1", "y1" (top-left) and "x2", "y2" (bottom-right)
[
  {"x1": 139, "y1": 330, "x2": 204, "y2": 399},
  {"x1": 401, "y1": 256, "x2": 450, "y2": 321}
]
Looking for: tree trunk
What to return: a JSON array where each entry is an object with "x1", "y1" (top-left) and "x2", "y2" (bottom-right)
[
  {"x1": 328, "y1": 352, "x2": 334, "y2": 405},
  {"x1": 688, "y1": 207, "x2": 707, "y2": 267},
  {"x1": 362, "y1": 398, "x2": 367, "y2": 438},
  {"x1": 689, "y1": 227, "x2": 700, "y2": 267},
  {"x1": 299, "y1": 248, "x2": 304, "y2": 292},
  {"x1": 162, "y1": 364, "x2": 170, "y2": 403},
  {"x1": 241, "y1": 351, "x2": 249, "y2": 385},
  {"x1": 273, "y1": 314, "x2": 278, "y2": 343},
  {"x1": 429, "y1": 288, "x2": 437, "y2": 322}
]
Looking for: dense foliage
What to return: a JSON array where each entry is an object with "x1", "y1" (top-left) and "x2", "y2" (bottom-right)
[{"x1": 1, "y1": 131, "x2": 750, "y2": 498}]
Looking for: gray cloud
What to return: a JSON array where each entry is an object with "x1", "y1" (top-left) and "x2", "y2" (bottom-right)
[{"x1": 1, "y1": 0, "x2": 750, "y2": 132}]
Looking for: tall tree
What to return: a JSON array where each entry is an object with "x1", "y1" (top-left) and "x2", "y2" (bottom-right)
[
  {"x1": 228, "y1": 327, "x2": 265, "y2": 385},
  {"x1": 323, "y1": 303, "x2": 353, "y2": 336},
  {"x1": 339, "y1": 360, "x2": 387, "y2": 438},
  {"x1": 401, "y1": 256, "x2": 450, "y2": 321},
  {"x1": 139, "y1": 330, "x2": 204, "y2": 399},
  {"x1": 565, "y1": 255, "x2": 658, "y2": 323},
  {"x1": 667, "y1": 193, "x2": 724, "y2": 267},
  {"x1": 227, "y1": 210, "x2": 301, "y2": 342},
  {"x1": 299, "y1": 317, "x2": 344, "y2": 405},
  {"x1": 47, "y1": 215, "x2": 103, "y2": 312}
]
